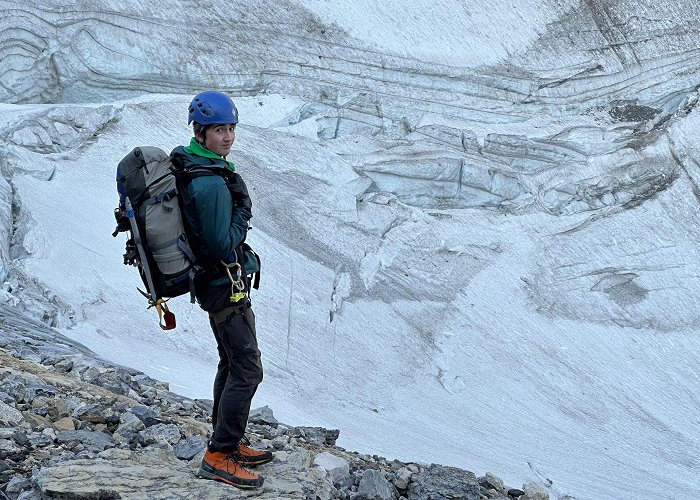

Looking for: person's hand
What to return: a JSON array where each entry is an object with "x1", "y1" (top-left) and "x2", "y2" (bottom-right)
[{"x1": 229, "y1": 172, "x2": 252, "y2": 209}]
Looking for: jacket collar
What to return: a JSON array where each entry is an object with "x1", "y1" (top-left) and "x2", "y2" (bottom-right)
[{"x1": 182, "y1": 138, "x2": 236, "y2": 171}]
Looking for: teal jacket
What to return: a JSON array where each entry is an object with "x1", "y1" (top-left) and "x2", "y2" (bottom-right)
[{"x1": 170, "y1": 140, "x2": 259, "y2": 287}]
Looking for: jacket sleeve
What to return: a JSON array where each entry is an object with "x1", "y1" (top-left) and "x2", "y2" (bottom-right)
[{"x1": 191, "y1": 177, "x2": 251, "y2": 261}]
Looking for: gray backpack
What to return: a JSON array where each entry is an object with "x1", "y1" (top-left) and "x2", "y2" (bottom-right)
[{"x1": 113, "y1": 146, "x2": 200, "y2": 328}]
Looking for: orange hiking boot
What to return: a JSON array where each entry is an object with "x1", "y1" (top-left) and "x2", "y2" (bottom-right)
[
  {"x1": 237, "y1": 440, "x2": 274, "y2": 467},
  {"x1": 198, "y1": 449, "x2": 264, "y2": 489}
]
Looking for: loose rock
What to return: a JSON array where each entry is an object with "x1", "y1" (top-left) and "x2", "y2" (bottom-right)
[
  {"x1": 408, "y1": 464, "x2": 481, "y2": 500},
  {"x1": 523, "y1": 482, "x2": 550, "y2": 500},
  {"x1": 315, "y1": 451, "x2": 351, "y2": 486},
  {"x1": 0, "y1": 402, "x2": 23, "y2": 427},
  {"x1": 357, "y1": 468, "x2": 396, "y2": 500},
  {"x1": 0, "y1": 306, "x2": 537, "y2": 500}
]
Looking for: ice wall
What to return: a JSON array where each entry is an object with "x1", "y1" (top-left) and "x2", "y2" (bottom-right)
[
  {"x1": 3, "y1": 1, "x2": 700, "y2": 498},
  {"x1": 3, "y1": 1, "x2": 698, "y2": 215}
]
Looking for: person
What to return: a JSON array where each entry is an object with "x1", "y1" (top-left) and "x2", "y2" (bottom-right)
[{"x1": 170, "y1": 90, "x2": 272, "y2": 489}]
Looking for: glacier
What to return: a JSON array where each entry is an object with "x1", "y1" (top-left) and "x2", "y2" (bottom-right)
[{"x1": 1, "y1": 1, "x2": 700, "y2": 498}]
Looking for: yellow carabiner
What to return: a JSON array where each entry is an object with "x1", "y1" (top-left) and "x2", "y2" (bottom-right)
[
  {"x1": 222, "y1": 260, "x2": 246, "y2": 301},
  {"x1": 223, "y1": 262, "x2": 242, "y2": 285}
]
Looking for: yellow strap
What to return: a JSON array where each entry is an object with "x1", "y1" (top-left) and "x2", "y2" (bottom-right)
[{"x1": 155, "y1": 299, "x2": 169, "y2": 329}]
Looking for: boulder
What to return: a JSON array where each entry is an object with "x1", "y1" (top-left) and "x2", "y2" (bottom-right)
[
  {"x1": 408, "y1": 464, "x2": 481, "y2": 500},
  {"x1": 56, "y1": 430, "x2": 113, "y2": 452},
  {"x1": 314, "y1": 451, "x2": 351, "y2": 486},
  {"x1": 33, "y1": 451, "x2": 243, "y2": 499},
  {"x1": 0, "y1": 402, "x2": 23, "y2": 427},
  {"x1": 138, "y1": 423, "x2": 182, "y2": 446},
  {"x1": 357, "y1": 469, "x2": 396, "y2": 500},
  {"x1": 172, "y1": 435, "x2": 207, "y2": 461},
  {"x1": 523, "y1": 482, "x2": 549, "y2": 500}
]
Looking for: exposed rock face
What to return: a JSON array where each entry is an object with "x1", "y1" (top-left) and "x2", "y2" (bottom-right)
[{"x1": 0, "y1": 305, "x2": 548, "y2": 499}]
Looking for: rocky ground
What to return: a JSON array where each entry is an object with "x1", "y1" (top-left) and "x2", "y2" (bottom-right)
[{"x1": 0, "y1": 304, "x2": 551, "y2": 500}]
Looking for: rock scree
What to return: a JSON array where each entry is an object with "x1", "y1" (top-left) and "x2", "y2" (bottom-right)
[{"x1": 0, "y1": 305, "x2": 548, "y2": 499}]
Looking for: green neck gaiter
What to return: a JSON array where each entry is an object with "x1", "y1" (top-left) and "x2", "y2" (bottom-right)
[{"x1": 183, "y1": 137, "x2": 235, "y2": 171}]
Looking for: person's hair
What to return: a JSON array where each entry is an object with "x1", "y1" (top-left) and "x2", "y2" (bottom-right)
[{"x1": 193, "y1": 122, "x2": 207, "y2": 144}]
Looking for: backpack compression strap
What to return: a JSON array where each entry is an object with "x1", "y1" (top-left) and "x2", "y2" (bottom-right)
[
  {"x1": 126, "y1": 196, "x2": 178, "y2": 330},
  {"x1": 125, "y1": 197, "x2": 158, "y2": 301}
]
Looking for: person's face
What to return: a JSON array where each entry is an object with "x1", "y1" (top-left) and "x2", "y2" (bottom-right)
[{"x1": 203, "y1": 124, "x2": 236, "y2": 157}]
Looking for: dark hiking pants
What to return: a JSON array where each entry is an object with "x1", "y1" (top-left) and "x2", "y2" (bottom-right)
[{"x1": 207, "y1": 304, "x2": 263, "y2": 452}]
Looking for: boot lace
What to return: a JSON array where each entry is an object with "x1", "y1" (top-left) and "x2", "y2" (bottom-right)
[{"x1": 226, "y1": 450, "x2": 254, "y2": 470}]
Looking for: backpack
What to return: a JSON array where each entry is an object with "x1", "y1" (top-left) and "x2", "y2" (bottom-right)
[{"x1": 112, "y1": 146, "x2": 258, "y2": 330}]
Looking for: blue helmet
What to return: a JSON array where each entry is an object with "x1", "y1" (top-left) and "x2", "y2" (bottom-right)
[{"x1": 188, "y1": 91, "x2": 239, "y2": 125}]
